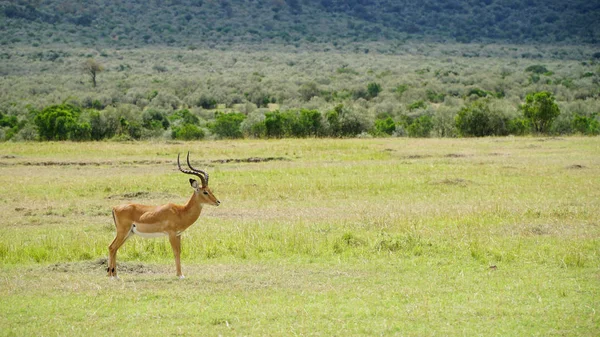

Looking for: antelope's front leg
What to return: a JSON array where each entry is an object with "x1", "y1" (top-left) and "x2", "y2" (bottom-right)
[{"x1": 169, "y1": 233, "x2": 184, "y2": 279}]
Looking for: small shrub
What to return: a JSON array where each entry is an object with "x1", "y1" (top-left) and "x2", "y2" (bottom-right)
[
  {"x1": 367, "y1": 82, "x2": 382, "y2": 99},
  {"x1": 426, "y1": 90, "x2": 446, "y2": 103},
  {"x1": 172, "y1": 123, "x2": 205, "y2": 140},
  {"x1": 407, "y1": 115, "x2": 433, "y2": 138},
  {"x1": 209, "y1": 112, "x2": 245, "y2": 139},
  {"x1": 169, "y1": 109, "x2": 199, "y2": 125},
  {"x1": 373, "y1": 117, "x2": 396, "y2": 136},
  {"x1": 394, "y1": 84, "x2": 409, "y2": 98},
  {"x1": 408, "y1": 100, "x2": 426, "y2": 111},
  {"x1": 455, "y1": 100, "x2": 509, "y2": 137},
  {"x1": 142, "y1": 109, "x2": 170, "y2": 130},
  {"x1": 508, "y1": 117, "x2": 531, "y2": 136},
  {"x1": 572, "y1": 113, "x2": 600, "y2": 135},
  {"x1": 525, "y1": 64, "x2": 549, "y2": 74}
]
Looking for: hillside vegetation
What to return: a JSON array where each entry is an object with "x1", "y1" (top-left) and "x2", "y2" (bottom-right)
[
  {"x1": 1, "y1": 44, "x2": 599, "y2": 142},
  {"x1": 1, "y1": 0, "x2": 599, "y2": 48}
]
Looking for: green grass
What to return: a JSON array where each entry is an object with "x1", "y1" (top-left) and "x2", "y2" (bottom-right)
[{"x1": 1, "y1": 137, "x2": 599, "y2": 335}]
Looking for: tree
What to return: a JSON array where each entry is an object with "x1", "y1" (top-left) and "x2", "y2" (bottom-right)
[
  {"x1": 82, "y1": 58, "x2": 104, "y2": 88},
  {"x1": 521, "y1": 91, "x2": 560, "y2": 134},
  {"x1": 367, "y1": 82, "x2": 382, "y2": 99},
  {"x1": 455, "y1": 100, "x2": 509, "y2": 137}
]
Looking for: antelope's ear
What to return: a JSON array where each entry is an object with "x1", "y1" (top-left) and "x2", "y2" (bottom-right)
[{"x1": 189, "y1": 179, "x2": 199, "y2": 188}]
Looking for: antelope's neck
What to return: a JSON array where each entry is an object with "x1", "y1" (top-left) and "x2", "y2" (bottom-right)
[{"x1": 183, "y1": 192, "x2": 203, "y2": 221}]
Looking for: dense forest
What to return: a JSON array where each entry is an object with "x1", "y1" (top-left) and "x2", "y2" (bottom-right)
[
  {"x1": 2, "y1": 0, "x2": 599, "y2": 47},
  {"x1": 0, "y1": 1, "x2": 599, "y2": 141}
]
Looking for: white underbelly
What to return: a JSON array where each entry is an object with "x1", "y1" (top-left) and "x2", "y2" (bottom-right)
[{"x1": 131, "y1": 225, "x2": 168, "y2": 238}]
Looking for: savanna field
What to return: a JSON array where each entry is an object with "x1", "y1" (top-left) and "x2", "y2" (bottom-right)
[{"x1": 0, "y1": 137, "x2": 598, "y2": 336}]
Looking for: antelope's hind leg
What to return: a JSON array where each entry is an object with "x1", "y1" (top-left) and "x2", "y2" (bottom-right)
[
  {"x1": 108, "y1": 209, "x2": 133, "y2": 278},
  {"x1": 107, "y1": 230, "x2": 131, "y2": 278}
]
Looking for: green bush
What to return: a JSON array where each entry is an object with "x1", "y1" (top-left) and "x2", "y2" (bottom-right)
[
  {"x1": 572, "y1": 114, "x2": 600, "y2": 135},
  {"x1": 240, "y1": 112, "x2": 266, "y2": 138},
  {"x1": 367, "y1": 82, "x2": 382, "y2": 99},
  {"x1": 455, "y1": 101, "x2": 510, "y2": 137},
  {"x1": 88, "y1": 110, "x2": 118, "y2": 140},
  {"x1": 508, "y1": 117, "x2": 531, "y2": 136},
  {"x1": 298, "y1": 109, "x2": 324, "y2": 137},
  {"x1": 209, "y1": 112, "x2": 245, "y2": 139},
  {"x1": 373, "y1": 117, "x2": 396, "y2": 136},
  {"x1": 525, "y1": 65, "x2": 549, "y2": 74},
  {"x1": 521, "y1": 91, "x2": 560, "y2": 134},
  {"x1": 172, "y1": 123, "x2": 205, "y2": 140},
  {"x1": 408, "y1": 100, "x2": 427, "y2": 111},
  {"x1": 170, "y1": 109, "x2": 200, "y2": 125},
  {"x1": 407, "y1": 115, "x2": 433, "y2": 138},
  {"x1": 118, "y1": 117, "x2": 142, "y2": 140},
  {"x1": 0, "y1": 112, "x2": 25, "y2": 140},
  {"x1": 34, "y1": 104, "x2": 91, "y2": 141},
  {"x1": 426, "y1": 90, "x2": 446, "y2": 103},
  {"x1": 142, "y1": 109, "x2": 170, "y2": 130}
]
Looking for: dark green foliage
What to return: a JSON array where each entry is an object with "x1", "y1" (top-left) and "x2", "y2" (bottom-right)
[
  {"x1": 373, "y1": 117, "x2": 396, "y2": 136},
  {"x1": 0, "y1": 112, "x2": 25, "y2": 140},
  {"x1": 406, "y1": 115, "x2": 433, "y2": 138},
  {"x1": 408, "y1": 100, "x2": 426, "y2": 111},
  {"x1": 89, "y1": 110, "x2": 117, "y2": 140},
  {"x1": 467, "y1": 88, "x2": 489, "y2": 98},
  {"x1": 118, "y1": 117, "x2": 142, "y2": 140},
  {"x1": 508, "y1": 117, "x2": 531, "y2": 136},
  {"x1": 525, "y1": 65, "x2": 549, "y2": 74},
  {"x1": 426, "y1": 90, "x2": 446, "y2": 103},
  {"x1": 172, "y1": 124, "x2": 205, "y2": 140},
  {"x1": 197, "y1": 95, "x2": 217, "y2": 109},
  {"x1": 394, "y1": 84, "x2": 409, "y2": 97},
  {"x1": 572, "y1": 114, "x2": 600, "y2": 135},
  {"x1": 34, "y1": 104, "x2": 91, "y2": 141},
  {"x1": 0, "y1": 113, "x2": 18, "y2": 128},
  {"x1": 298, "y1": 109, "x2": 324, "y2": 137},
  {"x1": 3, "y1": 0, "x2": 599, "y2": 46},
  {"x1": 455, "y1": 101, "x2": 509, "y2": 137},
  {"x1": 210, "y1": 112, "x2": 245, "y2": 139},
  {"x1": 264, "y1": 111, "x2": 287, "y2": 138},
  {"x1": 170, "y1": 109, "x2": 199, "y2": 125},
  {"x1": 263, "y1": 110, "x2": 310, "y2": 138},
  {"x1": 521, "y1": 91, "x2": 560, "y2": 134},
  {"x1": 367, "y1": 82, "x2": 382, "y2": 99},
  {"x1": 142, "y1": 110, "x2": 170, "y2": 130},
  {"x1": 325, "y1": 105, "x2": 370, "y2": 137}
]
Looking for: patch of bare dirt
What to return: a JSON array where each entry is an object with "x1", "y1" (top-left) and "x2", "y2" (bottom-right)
[
  {"x1": 538, "y1": 137, "x2": 565, "y2": 142},
  {"x1": 212, "y1": 156, "x2": 289, "y2": 164},
  {"x1": 48, "y1": 258, "x2": 164, "y2": 274},
  {"x1": 445, "y1": 153, "x2": 470, "y2": 158},
  {"x1": 432, "y1": 178, "x2": 471, "y2": 187},
  {"x1": 566, "y1": 164, "x2": 586, "y2": 170},
  {"x1": 402, "y1": 154, "x2": 432, "y2": 159},
  {"x1": 107, "y1": 191, "x2": 177, "y2": 200}
]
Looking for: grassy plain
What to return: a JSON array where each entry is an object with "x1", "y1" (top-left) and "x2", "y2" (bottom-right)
[{"x1": 0, "y1": 137, "x2": 599, "y2": 336}]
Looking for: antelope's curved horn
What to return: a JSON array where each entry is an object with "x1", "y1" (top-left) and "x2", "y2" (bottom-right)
[
  {"x1": 177, "y1": 153, "x2": 207, "y2": 187},
  {"x1": 186, "y1": 151, "x2": 209, "y2": 186}
]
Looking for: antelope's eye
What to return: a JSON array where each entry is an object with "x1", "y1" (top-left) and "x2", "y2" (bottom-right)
[{"x1": 203, "y1": 191, "x2": 209, "y2": 195}]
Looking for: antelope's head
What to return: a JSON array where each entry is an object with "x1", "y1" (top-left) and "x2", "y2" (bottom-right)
[{"x1": 177, "y1": 152, "x2": 220, "y2": 206}]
